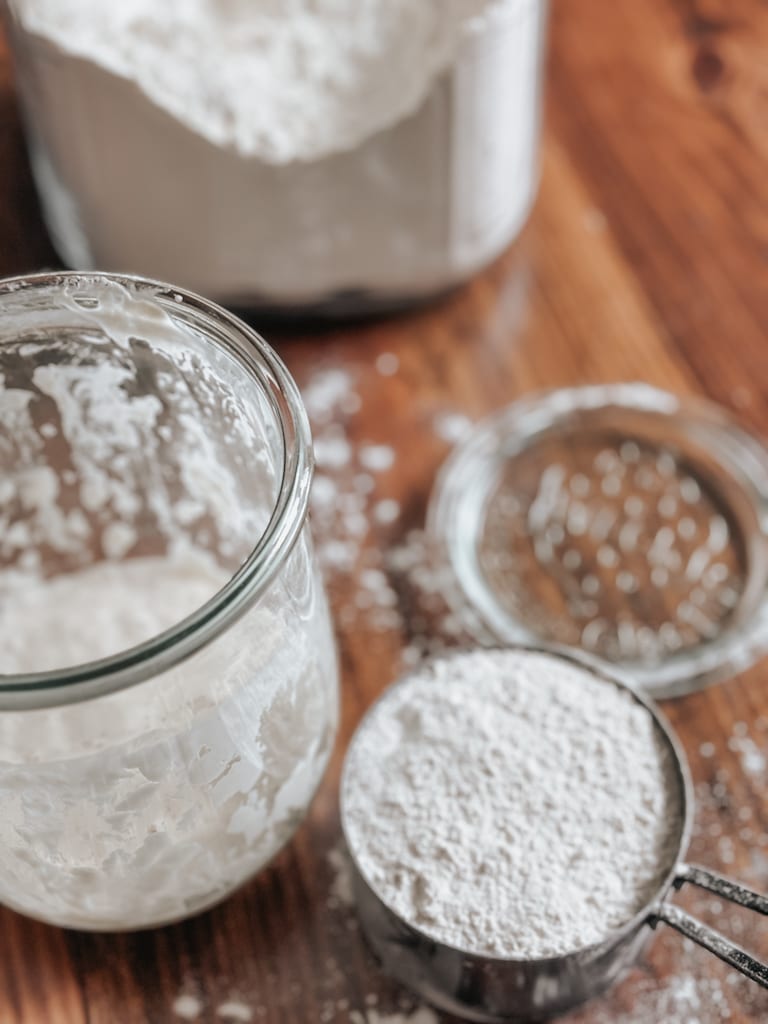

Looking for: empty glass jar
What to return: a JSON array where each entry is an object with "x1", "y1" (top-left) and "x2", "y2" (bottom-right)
[{"x1": 0, "y1": 272, "x2": 338, "y2": 930}]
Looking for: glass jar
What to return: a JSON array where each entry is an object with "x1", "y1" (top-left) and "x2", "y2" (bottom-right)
[
  {"x1": 3, "y1": 1, "x2": 548, "y2": 312},
  {"x1": 0, "y1": 271, "x2": 338, "y2": 930}
]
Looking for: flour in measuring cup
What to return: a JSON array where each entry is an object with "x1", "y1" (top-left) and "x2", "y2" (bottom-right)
[{"x1": 343, "y1": 649, "x2": 683, "y2": 959}]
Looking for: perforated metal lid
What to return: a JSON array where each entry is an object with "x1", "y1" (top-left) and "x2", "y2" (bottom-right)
[{"x1": 428, "y1": 384, "x2": 768, "y2": 697}]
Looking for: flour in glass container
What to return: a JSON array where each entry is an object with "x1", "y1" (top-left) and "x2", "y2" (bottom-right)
[
  {"x1": 8, "y1": 0, "x2": 546, "y2": 303},
  {"x1": 0, "y1": 276, "x2": 338, "y2": 930},
  {"x1": 0, "y1": 552, "x2": 337, "y2": 931},
  {"x1": 0, "y1": 551, "x2": 227, "y2": 673},
  {"x1": 343, "y1": 649, "x2": 683, "y2": 959},
  {"x1": 13, "y1": 0, "x2": 508, "y2": 163}
]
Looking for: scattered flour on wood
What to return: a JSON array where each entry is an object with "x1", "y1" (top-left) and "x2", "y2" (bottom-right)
[
  {"x1": 349, "y1": 1009, "x2": 438, "y2": 1024},
  {"x1": 172, "y1": 995, "x2": 203, "y2": 1021},
  {"x1": 216, "y1": 1001, "x2": 253, "y2": 1022},
  {"x1": 326, "y1": 839, "x2": 355, "y2": 909},
  {"x1": 728, "y1": 722, "x2": 767, "y2": 779}
]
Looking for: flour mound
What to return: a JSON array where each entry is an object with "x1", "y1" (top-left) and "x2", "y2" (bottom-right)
[
  {"x1": 18, "y1": 0, "x2": 502, "y2": 162},
  {"x1": 343, "y1": 649, "x2": 683, "y2": 959}
]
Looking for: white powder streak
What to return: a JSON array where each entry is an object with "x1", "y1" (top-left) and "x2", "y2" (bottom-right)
[
  {"x1": 216, "y1": 1002, "x2": 253, "y2": 1022},
  {"x1": 326, "y1": 840, "x2": 354, "y2": 908},
  {"x1": 173, "y1": 995, "x2": 203, "y2": 1021}
]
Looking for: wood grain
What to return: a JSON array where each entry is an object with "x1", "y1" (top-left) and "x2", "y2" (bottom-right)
[{"x1": 0, "y1": 1, "x2": 767, "y2": 1022}]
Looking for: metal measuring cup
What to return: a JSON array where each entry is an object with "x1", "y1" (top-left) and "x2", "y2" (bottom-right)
[{"x1": 340, "y1": 646, "x2": 768, "y2": 1022}]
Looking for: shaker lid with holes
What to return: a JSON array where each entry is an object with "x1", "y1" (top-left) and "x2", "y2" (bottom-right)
[{"x1": 428, "y1": 384, "x2": 768, "y2": 698}]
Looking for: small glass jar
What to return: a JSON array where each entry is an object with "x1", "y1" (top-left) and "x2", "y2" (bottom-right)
[
  {"x1": 0, "y1": 272, "x2": 338, "y2": 930},
  {"x1": 3, "y1": 1, "x2": 548, "y2": 312}
]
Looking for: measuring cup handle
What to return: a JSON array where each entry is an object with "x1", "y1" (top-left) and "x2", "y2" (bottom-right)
[
  {"x1": 653, "y1": 903, "x2": 768, "y2": 987},
  {"x1": 649, "y1": 862, "x2": 768, "y2": 989},
  {"x1": 673, "y1": 863, "x2": 768, "y2": 914}
]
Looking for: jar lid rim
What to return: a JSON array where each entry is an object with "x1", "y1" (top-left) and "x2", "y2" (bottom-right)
[{"x1": 428, "y1": 383, "x2": 768, "y2": 699}]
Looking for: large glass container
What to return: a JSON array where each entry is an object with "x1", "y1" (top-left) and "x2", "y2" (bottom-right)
[
  {"x1": 0, "y1": 271, "x2": 338, "y2": 930},
  {"x1": 3, "y1": 1, "x2": 548, "y2": 312}
]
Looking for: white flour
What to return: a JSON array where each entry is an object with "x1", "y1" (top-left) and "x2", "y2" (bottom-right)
[
  {"x1": 0, "y1": 551, "x2": 225, "y2": 673},
  {"x1": 16, "y1": 0, "x2": 505, "y2": 164},
  {"x1": 9, "y1": 0, "x2": 545, "y2": 303},
  {"x1": 343, "y1": 649, "x2": 682, "y2": 959},
  {"x1": 173, "y1": 995, "x2": 203, "y2": 1021},
  {"x1": 216, "y1": 1002, "x2": 253, "y2": 1022},
  {"x1": 303, "y1": 362, "x2": 485, "y2": 648},
  {"x1": 350, "y1": 1011, "x2": 438, "y2": 1024},
  {"x1": 0, "y1": 553, "x2": 337, "y2": 932}
]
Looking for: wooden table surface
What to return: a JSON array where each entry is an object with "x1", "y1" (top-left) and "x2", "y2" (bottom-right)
[{"x1": 2, "y1": 1, "x2": 768, "y2": 1022}]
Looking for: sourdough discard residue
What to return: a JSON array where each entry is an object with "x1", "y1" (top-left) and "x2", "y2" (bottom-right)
[{"x1": 0, "y1": 278, "x2": 338, "y2": 930}]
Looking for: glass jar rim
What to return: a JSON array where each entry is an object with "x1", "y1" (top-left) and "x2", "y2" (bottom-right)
[{"x1": 0, "y1": 271, "x2": 314, "y2": 709}]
